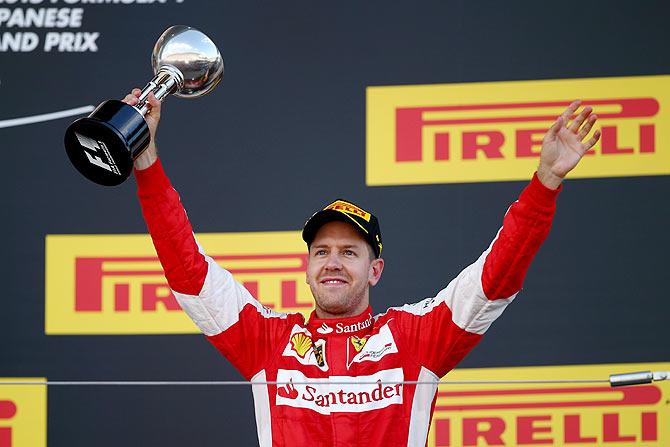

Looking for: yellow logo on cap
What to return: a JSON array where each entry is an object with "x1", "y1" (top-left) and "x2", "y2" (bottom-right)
[{"x1": 325, "y1": 200, "x2": 371, "y2": 222}]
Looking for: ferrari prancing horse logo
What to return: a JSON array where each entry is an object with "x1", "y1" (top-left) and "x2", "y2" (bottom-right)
[{"x1": 351, "y1": 336, "x2": 368, "y2": 352}]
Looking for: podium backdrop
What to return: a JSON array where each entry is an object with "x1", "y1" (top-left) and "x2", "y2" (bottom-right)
[{"x1": 1, "y1": 1, "x2": 668, "y2": 445}]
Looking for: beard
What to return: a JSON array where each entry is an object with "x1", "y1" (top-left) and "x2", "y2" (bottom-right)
[{"x1": 309, "y1": 280, "x2": 368, "y2": 317}]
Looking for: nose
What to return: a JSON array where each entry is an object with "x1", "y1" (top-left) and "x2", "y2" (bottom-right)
[{"x1": 324, "y1": 252, "x2": 343, "y2": 270}]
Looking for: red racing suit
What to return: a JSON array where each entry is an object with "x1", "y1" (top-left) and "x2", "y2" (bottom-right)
[{"x1": 136, "y1": 159, "x2": 560, "y2": 447}]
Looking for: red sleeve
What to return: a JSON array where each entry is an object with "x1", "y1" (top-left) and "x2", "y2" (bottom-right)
[
  {"x1": 381, "y1": 173, "x2": 560, "y2": 378},
  {"x1": 135, "y1": 159, "x2": 208, "y2": 294},
  {"x1": 481, "y1": 172, "x2": 560, "y2": 299},
  {"x1": 135, "y1": 159, "x2": 299, "y2": 379}
]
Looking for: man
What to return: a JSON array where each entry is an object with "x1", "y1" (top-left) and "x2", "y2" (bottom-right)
[{"x1": 126, "y1": 89, "x2": 600, "y2": 446}]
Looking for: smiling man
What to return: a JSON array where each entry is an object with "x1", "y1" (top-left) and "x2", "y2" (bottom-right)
[
  {"x1": 127, "y1": 89, "x2": 600, "y2": 446},
  {"x1": 303, "y1": 202, "x2": 384, "y2": 319}
]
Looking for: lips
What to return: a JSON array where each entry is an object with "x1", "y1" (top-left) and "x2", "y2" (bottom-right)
[{"x1": 320, "y1": 277, "x2": 348, "y2": 285}]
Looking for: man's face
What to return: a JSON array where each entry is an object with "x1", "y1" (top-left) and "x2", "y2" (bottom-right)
[{"x1": 306, "y1": 221, "x2": 384, "y2": 319}]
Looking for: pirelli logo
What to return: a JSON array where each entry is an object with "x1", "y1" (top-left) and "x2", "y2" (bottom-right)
[
  {"x1": 45, "y1": 232, "x2": 312, "y2": 335},
  {"x1": 427, "y1": 363, "x2": 669, "y2": 447},
  {"x1": 325, "y1": 200, "x2": 371, "y2": 222},
  {"x1": 0, "y1": 379, "x2": 47, "y2": 447},
  {"x1": 366, "y1": 76, "x2": 670, "y2": 185}
]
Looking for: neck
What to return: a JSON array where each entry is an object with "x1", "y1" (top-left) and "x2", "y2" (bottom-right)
[{"x1": 314, "y1": 301, "x2": 369, "y2": 319}]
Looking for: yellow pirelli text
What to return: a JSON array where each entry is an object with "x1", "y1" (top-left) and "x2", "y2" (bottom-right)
[
  {"x1": 0, "y1": 378, "x2": 47, "y2": 447},
  {"x1": 45, "y1": 232, "x2": 313, "y2": 335},
  {"x1": 427, "y1": 362, "x2": 669, "y2": 447},
  {"x1": 325, "y1": 200, "x2": 372, "y2": 221},
  {"x1": 367, "y1": 75, "x2": 670, "y2": 185}
]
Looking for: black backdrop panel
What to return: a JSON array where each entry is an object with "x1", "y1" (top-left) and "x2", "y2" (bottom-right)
[{"x1": 1, "y1": 1, "x2": 669, "y2": 445}]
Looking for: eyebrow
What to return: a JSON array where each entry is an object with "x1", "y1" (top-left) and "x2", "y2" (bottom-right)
[{"x1": 311, "y1": 244, "x2": 360, "y2": 249}]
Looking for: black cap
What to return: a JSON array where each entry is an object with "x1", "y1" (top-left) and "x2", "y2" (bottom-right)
[{"x1": 302, "y1": 199, "x2": 383, "y2": 258}]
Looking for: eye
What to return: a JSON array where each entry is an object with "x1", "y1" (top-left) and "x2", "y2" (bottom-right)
[
  {"x1": 343, "y1": 249, "x2": 356, "y2": 256},
  {"x1": 314, "y1": 249, "x2": 327, "y2": 256}
]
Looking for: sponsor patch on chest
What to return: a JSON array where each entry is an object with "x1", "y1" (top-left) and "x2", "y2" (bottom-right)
[
  {"x1": 275, "y1": 368, "x2": 404, "y2": 415},
  {"x1": 347, "y1": 322, "x2": 399, "y2": 368},
  {"x1": 282, "y1": 325, "x2": 328, "y2": 370}
]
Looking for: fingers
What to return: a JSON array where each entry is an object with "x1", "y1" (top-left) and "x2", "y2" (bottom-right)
[
  {"x1": 557, "y1": 100, "x2": 600, "y2": 147},
  {"x1": 561, "y1": 99, "x2": 581, "y2": 124},
  {"x1": 568, "y1": 106, "x2": 592, "y2": 133},
  {"x1": 547, "y1": 99, "x2": 581, "y2": 138},
  {"x1": 583, "y1": 129, "x2": 601, "y2": 151},
  {"x1": 121, "y1": 88, "x2": 162, "y2": 135},
  {"x1": 547, "y1": 115, "x2": 564, "y2": 137},
  {"x1": 146, "y1": 92, "x2": 161, "y2": 120},
  {"x1": 121, "y1": 88, "x2": 142, "y2": 106},
  {"x1": 147, "y1": 92, "x2": 160, "y2": 109},
  {"x1": 122, "y1": 93, "x2": 138, "y2": 106},
  {"x1": 577, "y1": 113, "x2": 597, "y2": 141}
]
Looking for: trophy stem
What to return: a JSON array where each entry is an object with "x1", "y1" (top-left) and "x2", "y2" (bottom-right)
[{"x1": 135, "y1": 66, "x2": 184, "y2": 115}]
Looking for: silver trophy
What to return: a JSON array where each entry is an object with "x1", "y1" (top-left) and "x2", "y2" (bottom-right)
[{"x1": 64, "y1": 25, "x2": 224, "y2": 186}]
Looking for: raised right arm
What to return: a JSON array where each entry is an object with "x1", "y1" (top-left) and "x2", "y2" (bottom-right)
[{"x1": 128, "y1": 91, "x2": 298, "y2": 380}]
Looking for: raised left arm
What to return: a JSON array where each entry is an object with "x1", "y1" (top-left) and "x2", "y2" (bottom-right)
[{"x1": 383, "y1": 102, "x2": 600, "y2": 377}]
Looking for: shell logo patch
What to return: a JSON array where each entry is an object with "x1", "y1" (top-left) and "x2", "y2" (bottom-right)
[{"x1": 290, "y1": 333, "x2": 312, "y2": 358}]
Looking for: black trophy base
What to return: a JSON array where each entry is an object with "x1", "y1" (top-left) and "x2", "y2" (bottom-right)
[{"x1": 64, "y1": 100, "x2": 151, "y2": 186}]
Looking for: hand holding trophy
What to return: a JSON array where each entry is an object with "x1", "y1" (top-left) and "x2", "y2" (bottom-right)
[{"x1": 64, "y1": 25, "x2": 224, "y2": 186}]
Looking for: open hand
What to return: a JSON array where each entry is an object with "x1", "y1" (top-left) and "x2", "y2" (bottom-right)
[{"x1": 537, "y1": 100, "x2": 601, "y2": 189}]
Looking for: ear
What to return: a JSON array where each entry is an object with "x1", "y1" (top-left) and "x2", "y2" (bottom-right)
[{"x1": 368, "y1": 257, "x2": 384, "y2": 286}]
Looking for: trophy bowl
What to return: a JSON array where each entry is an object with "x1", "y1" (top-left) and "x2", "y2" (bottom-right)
[
  {"x1": 64, "y1": 25, "x2": 224, "y2": 186},
  {"x1": 152, "y1": 25, "x2": 223, "y2": 99}
]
